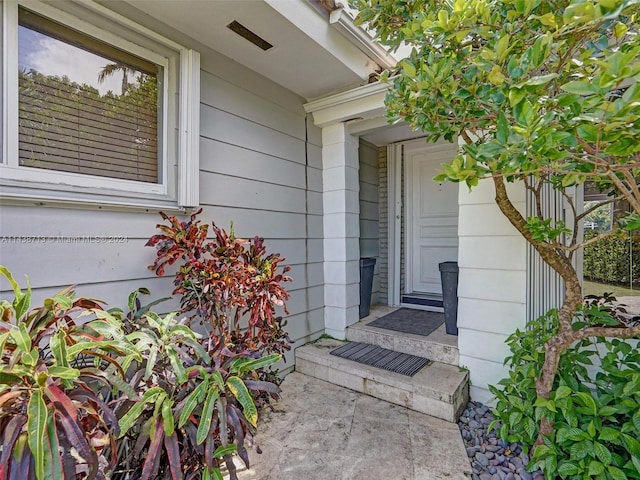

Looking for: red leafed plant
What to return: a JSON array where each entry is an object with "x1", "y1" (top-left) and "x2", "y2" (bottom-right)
[{"x1": 146, "y1": 209, "x2": 292, "y2": 356}]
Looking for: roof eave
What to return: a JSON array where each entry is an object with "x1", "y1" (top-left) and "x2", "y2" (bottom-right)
[{"x1": 328, "y1": 8, "x2": 397, "y2": 70}]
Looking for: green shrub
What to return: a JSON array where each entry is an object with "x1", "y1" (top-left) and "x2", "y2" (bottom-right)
[
  {"x1": 490, "y1": 297, "x2": 640, "y2": 480},
  {"x1": 583, "y1": 230, "x2": 640, "y2": 287}
]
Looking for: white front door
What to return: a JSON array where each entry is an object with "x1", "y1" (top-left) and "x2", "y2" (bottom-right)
[{"x1": 405, "y1": 140, "x2": 459, "y2": 296}]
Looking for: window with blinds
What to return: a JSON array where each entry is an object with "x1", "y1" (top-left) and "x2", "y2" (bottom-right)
[{"x1": 17, "y1": 6, "x2": 160, "y2": 184}]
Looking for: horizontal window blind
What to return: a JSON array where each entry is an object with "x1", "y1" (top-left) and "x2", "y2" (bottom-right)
[{"x1": 18, "y1": 7, "x2": 160, "y2": 184}]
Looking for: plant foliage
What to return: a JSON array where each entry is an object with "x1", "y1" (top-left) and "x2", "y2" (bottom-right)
[
  {"x1": 490, "y1": 295, "x2": 640, "y2": 479},
  {"x1": 583, "y1": 229, "x2": 640, "y2": 286},
  {"x1": 0, "y1": 266, "x2": 140, "y2": 479},
  {"x1": 110, "y1": 305, "x2": 282, "y2": 480},
  {"x1": 146, "y1": 209, "x2": 292, "y2": 357}
]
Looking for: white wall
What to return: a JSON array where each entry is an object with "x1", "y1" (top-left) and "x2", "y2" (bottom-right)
[
  {"x1": 359, "y1": 139, "x2": 380, "y2": 305},
  {"x1": 0, "y1": 27, "x2": 325, "y2": 361},
  {"x1": 457, "y1": 178, "x2": 527, "y2": 403}
]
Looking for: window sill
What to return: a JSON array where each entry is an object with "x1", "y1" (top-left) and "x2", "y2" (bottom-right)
[{"x1": 0, "y1": 186, "x2": 192, "y2": 214}]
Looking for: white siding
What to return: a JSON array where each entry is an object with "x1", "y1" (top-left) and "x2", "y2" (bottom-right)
[
  {"x1": 0, "y1": 38, "x2": 325, "y2": 351},
  {"x1": 457, "y1": 179, "x2": 527, "y2": 403},
  {"x1": 359, "y1": 140, "x2": 380, "y2": 305}
]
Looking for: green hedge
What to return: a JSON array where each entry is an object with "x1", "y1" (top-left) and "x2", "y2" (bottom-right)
[{"x1": 583, "y1": 230, "x2": 640, "y2": 286}]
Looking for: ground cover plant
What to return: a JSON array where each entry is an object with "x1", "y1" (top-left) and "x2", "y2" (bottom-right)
[{"x1": 354, "y1": 0, "x2": 640, "y2": 477}]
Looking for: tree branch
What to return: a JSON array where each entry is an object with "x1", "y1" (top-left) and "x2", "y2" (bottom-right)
[{"x1": 576, "y1": 324, "x2": 640, "y2": 340}]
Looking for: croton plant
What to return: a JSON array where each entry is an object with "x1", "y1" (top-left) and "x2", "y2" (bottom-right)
[{"x1": 0, "y1": 211, "x2": 293, "y2": 480}]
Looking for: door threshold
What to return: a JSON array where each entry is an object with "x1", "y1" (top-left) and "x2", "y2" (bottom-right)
[{"x1": 401, "y1": 294, "x2": 444, "y2": 312}]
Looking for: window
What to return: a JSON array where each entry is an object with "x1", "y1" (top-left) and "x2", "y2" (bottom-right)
[{"x1": 2, "y1": 0, "x2": 200, "y2": 209}]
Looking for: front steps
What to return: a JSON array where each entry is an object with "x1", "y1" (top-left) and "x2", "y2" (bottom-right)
[
  {"x1": 295, "y1": 306, "x2": 469, "y2": 422},
  {"x1": 346, "y1": 314, "x2": 459, "y2": 366},
  {"x1": 296, "y1": 338, "x2": 469, "y2": 422}
]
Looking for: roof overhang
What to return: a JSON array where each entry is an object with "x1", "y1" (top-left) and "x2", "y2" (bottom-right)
[{"x1": 113, "y1": 0, "x2": 388, "y2": 100}]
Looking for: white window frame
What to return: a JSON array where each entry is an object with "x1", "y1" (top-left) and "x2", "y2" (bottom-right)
[{"x1": 1, "y1": 0, "x2": 200, "y2": 209}]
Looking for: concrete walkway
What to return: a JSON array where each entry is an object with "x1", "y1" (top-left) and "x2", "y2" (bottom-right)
[{"x1": 233, "y1": 372, "x2": 472, "y2": 480}]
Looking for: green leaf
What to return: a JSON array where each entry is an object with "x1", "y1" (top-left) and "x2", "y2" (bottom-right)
[
  {"x1": 598, "y1": 405, "x2": 617, "y2": 416},
  {"x1": 162, "y1": 399, "x2": 175, "y2": 436},
  {"x1": 167, "y1": 346, "x2": 186, "y2": 384},
  {"x1": 178, "y1": 380, "x2": 209, "y2": 428},
  {"x1": 561, "y1": 81, "x2": 598, "y2": 96},
  {"x1": 622, "y1": 434, "x2": 640, "y2": 456},
  {"x1": 557, "y1": 427, "x2": 585, "y2": 443},
  {"x1": 588, "y1": 460, "x2": 605, "y2": 476},
  {"x1": 45, "y1": 412, "x2": 63, "y2": 480},
  {"x1": 632, "y1": 414, "x2": 640, "y2": 433},
  {"x1": 213, "y1": 444, "x2": 237, "y2": 458},
  {"x1": 594, "y1": 442, "x2": 612, "y2": 465},
  {"x1": 557, "y1": 461, "x2": 581, "y2": 476},
  {"x1": 570, "y1": 440, "x2": 593, "y2": 460},
  {"x1": 28, "y1": 389, "x2": 48, "y2": 480},
  {"x1": 554, "y1": 386, "x2": 572, "y2": 400},
  {"x1": 47, "y1": 366, "x2": 80, "y2": 380},
  {"x1": 211, "y1": 370, "x2": 225, "y2": 391},
  {"x1": 229, "y1": 354, "x2": 281, "y2": 376},
  {"x1": 599, "y1": 427, "x2": 621, "y2": 442},
  {"x1": 10, "y1": 324, "x2": 32, "y2": 353},
  {"x1": 523, "y1": 73, "x2": 558, "y2": 87},
  {"x1": 226, "y1": 376, "x2": 258, "y2": 428},
  {"x1": 203, "y1": 467, "x2": 224, "y2": 480},
  {"x1": 196, "y1": 384, "x2": 220, "y2": 445},
  {"x1": 508, "y1": 88, "x2": 526, "y2": 107},
  {"x1": 574, "y1": 392, "x2": 598, "y2": 415},
  {"x1": 401, "y1": 60, "x2": 416, "y2": 78},
  {"x1": 524, "y1": 417, "x2": 537, "y2": 439},
  {"x1": 497, "y1": 112, "x2": 509, "y2": 144},
  {"x1": 496, "y1": 34, "x2": 510, "y2": 61},
  {"x1": 118, "y1": 402, "x2": 146, "y2": 438},
  {"x1": 0, "y1": 266, "x2": 31, "y2": 319},
  {"x1": 118, "y1": 387, "x2": 164, "y2": 437},
  {"x1": 144, "y1": 346, "x2": 158, "y2": 381},
  {"x1": 609, "y1": 466, "x2": 628, "y2": 480},
  {"x1": 50, "y1": 330, "x2": 69, "y2": 368}
]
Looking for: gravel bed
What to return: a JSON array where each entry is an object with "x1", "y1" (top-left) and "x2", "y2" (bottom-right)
[{"x1": 458, "y1": 401, "x2": 545, "y2": 480}]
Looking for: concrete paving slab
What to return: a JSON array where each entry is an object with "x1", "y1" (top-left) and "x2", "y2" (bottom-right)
[{"x1": 230, "y1": 372, "x2": 472, "y2": 480}]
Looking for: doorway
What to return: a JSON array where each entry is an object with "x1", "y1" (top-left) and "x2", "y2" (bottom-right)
[{"x1": 389, "y1": 138, "x2": 459, "y2": 309}]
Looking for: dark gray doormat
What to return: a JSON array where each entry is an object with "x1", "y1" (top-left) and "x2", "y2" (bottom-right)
[
  {"x1": 367, "y1": 308, "x2": 444, "y2": 337},
  {"x1": 330, "y1": 341, "x2": 431, "y2": 377}
]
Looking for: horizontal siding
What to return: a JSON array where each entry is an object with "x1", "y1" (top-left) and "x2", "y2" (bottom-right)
[
  {"x1": 359, "y1": 140, "x2": 380, "y2": 305},
  {"x1": 457, "y1": 178, "x2": 526, "y2": 402},
  {"x1": 1, "y1": 42, "x2": 325, "y2": 352}
]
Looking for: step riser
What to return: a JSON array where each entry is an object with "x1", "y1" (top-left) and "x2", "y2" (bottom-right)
[
  {"x1": 296, "y1": 343, "x2": 469, "y2": 423},
  {"x1": 346, "y1": 326, "x2": 460, "y2": 366}
]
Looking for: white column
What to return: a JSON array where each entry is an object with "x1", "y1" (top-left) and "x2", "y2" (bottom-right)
[{"x1": 322, "y1": 123, "x2": 360, "y2": 338}]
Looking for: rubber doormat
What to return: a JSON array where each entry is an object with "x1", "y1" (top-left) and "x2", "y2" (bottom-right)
[
  {"x1": 368, "y1": 308, "x2": 444, "y2": 337},
  {"x1": 330, "y1": 342, "x2": 431, "y2": 377}
]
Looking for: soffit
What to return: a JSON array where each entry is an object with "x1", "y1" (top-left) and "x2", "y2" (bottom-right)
[{"x1": 120, "y1": 0, "x2": 377, "y2": 99}]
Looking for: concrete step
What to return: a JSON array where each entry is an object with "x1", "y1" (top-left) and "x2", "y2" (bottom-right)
[
  {"x1": 346, "y1": 317, "x2": 460, "y2": 367},
  {"x1": 296, "y1": 339, "x2": 469, "y2": 423}
]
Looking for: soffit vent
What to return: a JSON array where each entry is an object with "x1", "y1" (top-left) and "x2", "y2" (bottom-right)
[{"x1": 226, "y1": 21, "x2": 273, "y2": 51}]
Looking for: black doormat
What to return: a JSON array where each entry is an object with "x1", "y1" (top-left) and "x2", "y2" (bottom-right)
[
  {"x1": 367, "y1": 308, "x2": 444, "y2": 337},
  {"x1": 330, "y1": 342, "x2": 430, "y2": 377}
]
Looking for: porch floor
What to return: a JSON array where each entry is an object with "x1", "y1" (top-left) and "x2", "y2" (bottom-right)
[
  {"x1": 232, "y1": 372, "x2": 471, "y2": 480},
  {"x1": 359, "y1": 305, "x2": 457, "y2": 347}
]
